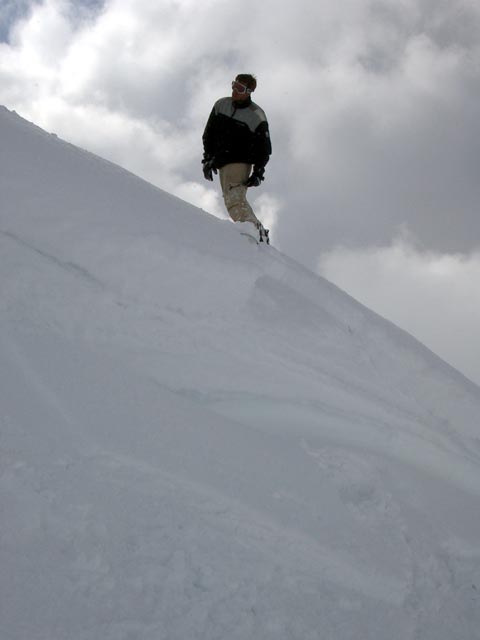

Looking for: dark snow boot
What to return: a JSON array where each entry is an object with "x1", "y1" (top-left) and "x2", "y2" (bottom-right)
[{"x1": 256, "y1": 222, "x2": 270, "y2": 244}]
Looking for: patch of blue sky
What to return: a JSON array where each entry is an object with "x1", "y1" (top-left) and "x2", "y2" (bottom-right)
[
  {"x1": 0, "y1": 0, "x2": 35, "y2": 43},
  {"x1": 0, "y1": 0, "x2": 105, "y2": 44}
]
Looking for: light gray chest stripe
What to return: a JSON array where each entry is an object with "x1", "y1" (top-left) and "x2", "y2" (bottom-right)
[{"x1": 215, "y1": 98, "x2": 266, "y2": 133}]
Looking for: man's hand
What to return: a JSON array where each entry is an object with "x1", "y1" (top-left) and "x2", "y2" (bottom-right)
[
  {"x1": 245, "y1": 166, "x2": 265, "y2": 187},
  {"x1": 202, "y1": 157, "x2": 217, "y2": 181}
]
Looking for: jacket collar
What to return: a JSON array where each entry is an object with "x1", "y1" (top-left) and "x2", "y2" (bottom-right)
[{"x1": 232, "y1": 96, "x2": 252, "y2": 109}]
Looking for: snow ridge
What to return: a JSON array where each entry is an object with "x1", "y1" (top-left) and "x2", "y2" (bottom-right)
[{"x1": 1, "y1": 106, "x2": 480, "y2": 640}]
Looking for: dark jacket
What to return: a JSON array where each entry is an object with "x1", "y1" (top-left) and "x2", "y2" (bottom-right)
[{"x1": 202, "y1": 97, "x2": 272, "y2": 170}]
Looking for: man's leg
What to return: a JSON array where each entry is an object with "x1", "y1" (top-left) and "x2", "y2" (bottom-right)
[{"x1": 219, "y1": 163, "x2": 261, "y2": 226}]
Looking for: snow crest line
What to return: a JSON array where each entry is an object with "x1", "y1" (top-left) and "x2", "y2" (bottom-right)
[{"x1": 0, "y1": 229, "x2": 104, "y2": 289}]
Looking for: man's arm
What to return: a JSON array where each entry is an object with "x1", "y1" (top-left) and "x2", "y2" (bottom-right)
[
  {"x1": 246, "y1": 120, "x2": 272, "y2": 186},
  {"x1": 254, "y1": 120, "x2": 272, "y2": 168},
  {"x1": 202, "y1": 107, "x2": 217, "y2": 161}
]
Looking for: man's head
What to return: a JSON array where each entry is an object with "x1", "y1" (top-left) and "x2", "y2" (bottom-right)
[{"x1": 232, "y1": 74, "x2": 257, "y2": 101}]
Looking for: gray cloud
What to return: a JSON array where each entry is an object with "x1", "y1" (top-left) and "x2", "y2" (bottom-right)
[{"x1": 319, "y1": 235, "x2": 480, "y2": 385}]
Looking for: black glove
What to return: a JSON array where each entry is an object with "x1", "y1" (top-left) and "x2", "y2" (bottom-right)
[
  {"x1": 202, "y1": 157, "x2": 217, "y2": 181},
  {"x1": 245, "y1": 166, "x2": 265, "y2": 187}
]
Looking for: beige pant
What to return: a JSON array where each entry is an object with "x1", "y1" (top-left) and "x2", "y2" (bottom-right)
[{"x1": 219, "y1": 163, "x2": 260, "y2": 226}]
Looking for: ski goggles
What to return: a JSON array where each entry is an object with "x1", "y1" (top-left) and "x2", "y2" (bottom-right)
[{"x1": 232, "y1": 80, "x2": 251, "y2": 94}]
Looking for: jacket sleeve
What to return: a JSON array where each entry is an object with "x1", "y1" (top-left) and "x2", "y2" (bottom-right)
[
  {"x1": 202, "y1": 107, "x2": 217, "y2": 160},
  {"x1": 253, "y1": 120, "x2": 272, "y2": 169}
]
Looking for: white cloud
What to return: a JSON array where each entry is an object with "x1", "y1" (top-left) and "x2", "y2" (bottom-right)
[
  {"x1": 10, "y1": 0, "x2": 73, "y2": 64},
  {"x1": 318, "y1": 233, "x2": 480, "y2": 386},
  {"x1": 251, "y1": 193, "x2": 282, "y2": 233},
  {"x1": 174, "y1": 181, "x2": 225, "y2": 220}
]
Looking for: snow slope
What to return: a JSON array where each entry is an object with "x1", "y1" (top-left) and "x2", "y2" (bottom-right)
[{"x1": 1, "y1": 105, "x2": 480, "y2": 640}]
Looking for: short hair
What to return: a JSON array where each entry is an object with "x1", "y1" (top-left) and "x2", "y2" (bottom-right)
[{"x1": 236, "y1": 74, "x2": 257, "y2": 92}]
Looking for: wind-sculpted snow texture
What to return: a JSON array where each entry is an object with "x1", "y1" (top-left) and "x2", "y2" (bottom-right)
[{"x1": 1, "y1": 105, "x2": 480, "y2": 639}]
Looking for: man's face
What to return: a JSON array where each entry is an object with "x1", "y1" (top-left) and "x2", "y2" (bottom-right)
[{"x1": 231, "y1": 79, "x2": 251, "y2": 102}]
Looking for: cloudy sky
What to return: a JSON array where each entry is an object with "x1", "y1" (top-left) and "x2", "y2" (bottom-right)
[{"x1": 1, "y1": 0, "x2": 479, "y2": 384}]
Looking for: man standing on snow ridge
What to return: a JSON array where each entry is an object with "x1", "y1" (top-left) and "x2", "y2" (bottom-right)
[{"x1": 202, "y1": 74, "x2": 272, "y2": 243}]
